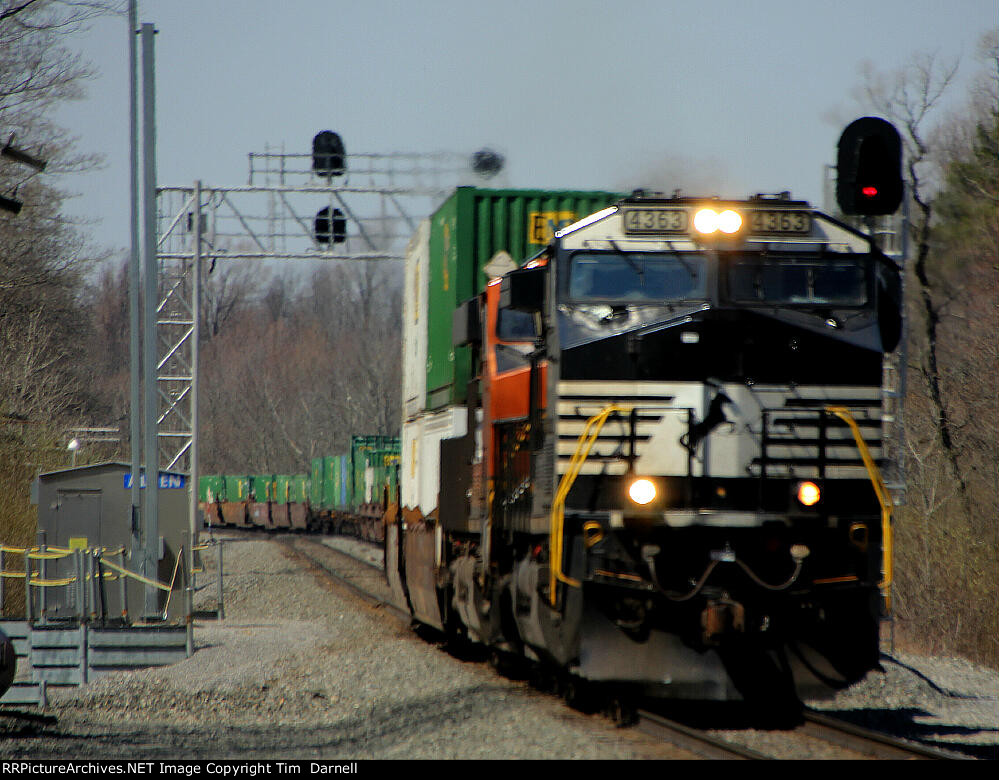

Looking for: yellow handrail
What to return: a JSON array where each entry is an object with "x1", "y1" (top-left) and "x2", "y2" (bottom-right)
[
  {"x1": 0, "y1": 544, "x2": 173, "y2": 592},
  {"x1": 160, "y1": 547, "x2": 186, "y2": 617},
  {"x1": 545, "y1": 403, "x2": 896, "y2": 613},
  {"x1": 100, "y1": 557, "x2": 174, "y2": 592},
  {"x1": 549, "y1": 403, "x2": 630, "y2": 606},
  {"x1": 1, "y1": 545, "x2": 125, "y2": 558},
  {"x1": 825, "y1": 405, "x2": 894, "y2": 612}
]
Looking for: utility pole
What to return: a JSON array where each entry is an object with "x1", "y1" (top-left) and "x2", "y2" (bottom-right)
[
  {"x1": 141, "y1": 22, "x2": 160, "y2": 619},
  {"x1": 127, "y1": 0, "x2": 143, "y2": 614}
]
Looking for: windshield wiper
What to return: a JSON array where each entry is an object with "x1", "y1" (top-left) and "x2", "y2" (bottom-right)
[
  {"x1": 607, "y1": 239, "x2": 644, "y2": 283},
  {"x1": 672, "y1": 250, "x2": 698, "y2": 281}
]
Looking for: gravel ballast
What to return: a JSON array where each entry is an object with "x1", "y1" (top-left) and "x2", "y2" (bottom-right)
[
  {"x1": 0, "y1": 537, "x2": 683, "y2": 759},
  {"x1": 1, "y1": 534, "x2": 995, "y2": 760}
]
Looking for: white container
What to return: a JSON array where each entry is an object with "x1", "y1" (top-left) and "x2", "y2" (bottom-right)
[
  {"x1": 402, "y1": 220, "x2": 431, "y2": 421},
  {"x1": 401, "y1": 406, "x2": 468, "y2": 518}
]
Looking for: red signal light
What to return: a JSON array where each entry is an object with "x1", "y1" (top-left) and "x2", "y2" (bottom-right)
[{"x1": 837, "y1": 117, "x2": 903, "y2": 215}]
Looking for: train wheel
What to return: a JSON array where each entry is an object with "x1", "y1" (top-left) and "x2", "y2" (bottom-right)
[
  {"x1": 529, "y1": 664, "x2": 558, "y2": 694},
  {"x1": 488, "y1": 649, "x2": 504, "y2": 672},
  {"x1": 561, "y1": 676, "x2": 596, "y2": 713},
  {"x1": 606, "y1": 695, "x2": 638, "y2": 727},
  {"x1": 488, "y1": 649, "x2": 525, "y2": 679}
]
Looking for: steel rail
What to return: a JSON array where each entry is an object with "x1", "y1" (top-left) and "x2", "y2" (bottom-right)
[
  {"x1": 277, "y1": 536, "x2": 409, "y2": 623},
  {"x1": 285, "y1": 537, "x2": 771, "y2": 760},
  {"x1": 635, "y1": 710, "x2": 771, "y2": 760},
  {"x1": 801, "y1": 709, "x2": 972, "y2": 760},
  {"x1": 275, "y1": 537, "x2": 969, "y2": 760}
]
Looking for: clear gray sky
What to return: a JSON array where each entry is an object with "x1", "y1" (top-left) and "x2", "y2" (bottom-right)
[{"x1": 55, "y1": 0, "x2": 996, "y2": 255}]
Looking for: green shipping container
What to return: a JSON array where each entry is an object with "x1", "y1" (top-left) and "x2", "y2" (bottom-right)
[
  {"x1": 310, "y1": 458, "x2": 340, "y2": 510},
  {"x1": 273, "y1": 475, "x2": 292, "y2": 504},
  {"x1": 367, "y1": 449, "x2": 400, "y2": 505},
  {"x1": 309, "y1": 458, "x2": 323, "y2": 506},
  {"x1": 250, "y1": 474, "x2": 273, "y2": 502},
  {"x1": 426, "y1": 187, "x2": 623, "y2": 409},
  {"x1": 349, "y1": 436, "x2": 400, "y2": 505},
  {"x1": 350, "y1": 449, "x2": 367, "y2": 506},
  {"x1": 289, "y1": 474, "x2": 309, "y2": 504},
  {"x1": 313, "y1": 455, "x2": 349, "y2": 510},
  {"x1": 199, "y1": 475, "x2": 224, "y2": 503},
  {"x1": 223, "y1": 475, "x2": 249, "y2": 502},
  {"x1": 325, "y1": 456, "x2": 340, "y2": 509},
  {"x1": 337, "y1": 454, "x2": 351, "y2": 509}
]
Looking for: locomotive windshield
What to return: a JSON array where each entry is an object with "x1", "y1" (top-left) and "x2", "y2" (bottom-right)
[
  {"x1": 725, "y1": 255, "x2": 869, "y2": 306},
  {"x1": 497, "y1": 305, "x2": 537, "y2": 341},
  {"x1": 567, "y1": 251, "x2": 707, "y2": 304}
]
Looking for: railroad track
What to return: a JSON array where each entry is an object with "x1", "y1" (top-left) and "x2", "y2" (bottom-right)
[
  {"x1": 634, "y1": 706, "x2": 970, "y2": 760},
  {"x1": 278, "y1": 534, "x2": 970, "y2": 761},
  {"x1": 799, "y1": 709, "x2": 970, "y2": 760},
  {"x1": 635, "y1": 710, "x2": 771, "y2": 759},
  {"x1": 276, "y1": 534, "x2": 408, "y2": 622}
]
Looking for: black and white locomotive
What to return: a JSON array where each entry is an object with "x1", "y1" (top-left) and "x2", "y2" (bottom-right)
[{"x1": 387, "y1": 122, "x2": 905, "y2": 709}]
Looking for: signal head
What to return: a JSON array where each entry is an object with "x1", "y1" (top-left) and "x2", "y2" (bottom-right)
[{"x1": 836, "y1": 117, "x2": 903, "y2": 216}]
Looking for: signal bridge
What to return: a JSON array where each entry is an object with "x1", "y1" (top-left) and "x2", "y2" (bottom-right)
[{"x1": 152, "y1": 141, "x2": 504, "y2": 486}]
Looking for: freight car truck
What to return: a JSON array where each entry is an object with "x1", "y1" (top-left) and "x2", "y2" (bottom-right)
[{"x1": 387, "y1": 182, "x2": 903, "y2": 707}]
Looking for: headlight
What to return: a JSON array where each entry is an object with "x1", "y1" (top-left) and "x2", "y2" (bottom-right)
[
  {"x1": 796, "y1": 480, "x2": 821, "y2": 507},
  {"x1": 693, "y1": 208, "x2": 719, "y2": 234},
  {"x1": 717, "y1": 209, "x2": 742, "y2": 234},
  {"x1": 628, "y1": 478, "x2": 657, "y2": 505},
  {"x1": 693, "y1": 208, "x2": 743, "y2": 236}
]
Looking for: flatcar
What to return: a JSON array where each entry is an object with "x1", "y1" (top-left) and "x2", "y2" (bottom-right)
[{"x1": 198, "y1": 435, "x2": 399, "y2": 538}]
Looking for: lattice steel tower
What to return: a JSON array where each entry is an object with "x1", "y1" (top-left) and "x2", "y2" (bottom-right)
[{"x1": 153, "y1": 139, "x2": 504, "y2": 538}]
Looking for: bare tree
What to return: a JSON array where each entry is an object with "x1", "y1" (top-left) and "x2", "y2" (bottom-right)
[
  {"x1": 201, "y1": 260, "x2": 254, "y2": 339},
  {"x1": 858, "y1": 52, "x2": 970, "y2": 502},
  {"x1": 0, "y1": 1, "x2": 119, "y2": 596},
  {"x1": 858, "y1": 33, "x2": 999, "y2": 665},
  {"x1": 0, "y1": 1, "x2": 117, "y2": 175},
  {"x1": 196, "y1": 261, "x2": 403, "y2": 474}
]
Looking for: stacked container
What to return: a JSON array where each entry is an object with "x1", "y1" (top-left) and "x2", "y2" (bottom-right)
[
  {"x1": 305, "y1": 439, "x2": 400, "y2": 515},
  {"x1": 221, "y1": 475, "x2": 250, "y2": 527},
  {"x1": 249, "y1": 474, "x2": 273, "y2": 527},
  {"x1": 418, "y1": 187, "x2": 621, "y2": 411},
  {"x1": 401, "y1": 187, "x2": 622, "y2": 521},
  {"x1": 198, "y1": 475, "x2": 224, "y2": 526},
  {"x1": 289, "y1": 474, "x2": 309, "y2": 530}
]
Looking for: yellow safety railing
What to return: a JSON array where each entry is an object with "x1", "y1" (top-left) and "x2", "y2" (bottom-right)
[
  {"x1": 1, "y1": 544, "x2": 126, "y2": 558},
  {"x1": 0, "y1": 544, "x2": 174, "y2": 592},
  {"x1": 825, "y1": 405, "x2": 894, "y2": 612},
  {"x1": 546, "y1": 403, "x2": 896, "y2": 613},
  {"x1": 100, "y1": 557, "x2": 173, "y2": 592},
  {"x1": 190, "y1": 541, "x2": 213, "y2": 574},
  {"x1": 2, "y1": 545, "x2": 110, "y2": 585},
  {"x1": 549, "y1": 403, "x2": 630, "y2": 606},
  {"x1": 2, "y1": 538, "x2": 218, "y2": 625}
]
